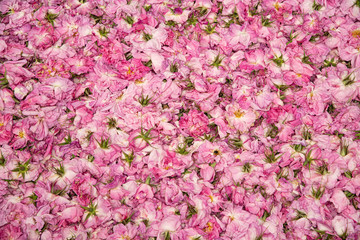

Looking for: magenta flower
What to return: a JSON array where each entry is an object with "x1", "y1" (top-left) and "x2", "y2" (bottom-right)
[{"x1": 179, "y1": 109, "x2": 210, "y2": 138}]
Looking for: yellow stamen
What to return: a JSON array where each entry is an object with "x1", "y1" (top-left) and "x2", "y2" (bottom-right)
[
  {"x1": 274, "y1": 2, "x2": 281, "y2": 11},
  {"x1": 352, "y1": 29, "x2": 360, "y2": 38},
  {"x1": 135, "y1": 79, "x2": 144, "y2": 84},
  {"x1": 234, "y1": 110, "x2": 245, "y2": 118},
  {"x1": 203, "y1": 222, "x2": 213, "y2": 233},
  {"x1": 213, "y1": 149, "x2": 221, "y2": 156},
  {"x1": 19, "y1": 131, "x2": 25, "y2": 138},
  {"x1": 127, "y1": 67, "x2": 133, "y2": 75},
  {"x1": 0, "y1": 122, "x2": 3, "y2": 127}
]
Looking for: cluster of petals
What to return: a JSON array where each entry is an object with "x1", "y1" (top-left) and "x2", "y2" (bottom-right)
[{"x1": 0, "y1": 0, "x2": 360, "y2": 239}]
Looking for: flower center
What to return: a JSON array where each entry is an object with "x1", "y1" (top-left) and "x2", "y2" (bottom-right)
[
  {"x1": 274, "y1": 2, "x2": 281, "y2": 11},
  {"x1": 352, "y1": 29, "x2": 360, "y2": 38},
  {"x1": 213, "y1": 149, "x2": 221, "y2": 156},
  {"x1": 234, "y1": 110, "x2": 245, "y2": 118},
  {"x1": 127, "y1": 67, "x2": 133, "y2": 75},
  {"x1": 204, "y1": 222, "x2": 213, "y2": 233},
  {"x1": 19, "y1": 131, "x2": 25, "y2": 138}
]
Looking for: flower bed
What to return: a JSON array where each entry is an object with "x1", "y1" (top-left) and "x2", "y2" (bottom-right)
[{"x1": 0, "y1": 0, "x2": 360, "y2": 239}]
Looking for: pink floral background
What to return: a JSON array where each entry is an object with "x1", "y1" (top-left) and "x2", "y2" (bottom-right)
[{"x1": 0, "y1": 0, "x2": 360, "y2": 239}]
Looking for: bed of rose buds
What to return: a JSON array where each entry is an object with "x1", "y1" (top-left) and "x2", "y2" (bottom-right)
[{"x1": 1, "y1": 0, "x2": 360, "y2": 239}]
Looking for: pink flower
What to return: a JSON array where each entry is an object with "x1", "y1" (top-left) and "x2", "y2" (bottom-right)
[
  {"x1": 158, "y1": 215, "x2": 181, "y2": 238},
  {"x1": 228, "y1": 24, "x2": 251, "y2": 49},
  {"x1": 330, "y1": 189, "x2": 350, "y2": 213},
  {"x1": 332, "y1": 215, "x2": 355, "y2": 238},
  {"x1": 225, "y1": 103, "x2": 257, "y2": 133},
  {"x1": 0, "y1": 224, "x2": 25, "y2": 240},
  {"x1": 116, "y1": 58, "x2": 150, "y2": 81},
  {"x1": 10, "y1": 119, "x2": 32, "y2": 149},
  {"x1": 134, "y1": 184, "x2": 154, "y2": 204},
  {"x1": 179, "y1": 109, "x2": 210, "y2": 137},
  {"x1": 59, "y1": 206, "x2": 83, "y2": 223},
  {"x1": 0, "y1": 113, "x2": 12, "y2": 144},
  {"x1": 160, "y1": 180, "x2": 184, "y2": 205}
]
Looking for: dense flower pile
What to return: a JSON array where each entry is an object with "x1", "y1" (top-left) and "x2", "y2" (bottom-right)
[{"x1": 1, "y1": 0, "x2": 360, "y2": 239}]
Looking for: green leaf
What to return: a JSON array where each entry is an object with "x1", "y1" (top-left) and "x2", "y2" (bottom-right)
[
  {"x1": 166, "y1": 20, "x2": 177, "y2": 27},
  {"x1": 176, "y1": 144, "x2": 189, "y2": 155},
  {"x1": 29, "y1": 192, "x2": 38, "y2": 206},
  {"x1": 184, "y1": 137, "x2": 194, "y2": 147},
  {"x1": 293, "y1": 210, "x2": 307, "y2": 220},
  {"x1": 122, "y1": 151, "x2": 134, "y2": 166},
  {"x1": 51, "y1": 185, "x2": 67, "y2": 196},
  {"x1": 204, "y1": 23, "x2": 216, "y2": 34},
  {"x1": 0, "y1": 152, "x2": 6, "y2": 166},
  {"x1": 88, "y1": 154, "x2": 95, "y2": 162},
  {"x1": 144, "y1": 5, "x2": 152, "y2": 12},
  {"x1": 54, "y1": 163, "x2": 65, "y2": 177},
  {"x1": 264, "y1": 147, "x2": 283, "y2": 163},
  {"x1": 311, "y1": 186, "x2": 325, "y2": 199},
  {"x1": 59, "y1": 135, "x2": 72, "y2": 145},
  {"x1": 302, "y1": 129, "x2": 312, "y2": 140},
  {"x1": 164, "y1": 231, "x2": 171, "y2": 240},
  {"x1": 12, "y1": 158, "x2": 31, "y2": 179},
  {"x1": 316, "y1": 163, "x2": 329, "y2": 175},
  {"x1": 312, "y1": 1, "x2": 322, "y2": 11},
  {"x1": 242, "y1": 162, "x2": 251, "y2": 173},
  {"x1": 186, "y1": 204, "x2": 197, "y2": 219},
  {"x1": 271, "y1": 54, "x2": 285, "y2": 67},
  {"x1": 45, "y1": 11, "x2": 58, "y2": 27},
  {"x1": 125, "y1": 51, "x2": 133, "y2": 61},
  {"x1": 211, "y1": 54, "x2": 223, "y2": 68},
  {"x1": 283, "y1": 222, "x2": 290, "y2": 233},
  {"x1": 340, "y1": 141, "x2": 349, "y2": 156},
  {"x1": 343, "y1": 190, "x2": 356, "y2": 200},
  {"x1": 291, "y1": 144, "x2": 305, "y2": 153},
  {"x1": 327, "y1": 103, "x2": 335, "y2": 114},
  {"x1": 261, "y1": 210, "x2": 270, "y2": 221},
  {"x1": 0, "y1": 11, "x2": 10, "y2": 19},
  {"x1": 187, "y1": 14, "x2": 197, "y2": 26},
  {"x1": 261, "y1": 16, "x2": 274, "y2": 27},
  {"x1": 124, "y1": 16, "x2": 134, "y2": 25},
  {"x1": 86, "y1": 131, "x2": 93, "y2": 141},
  {"x1": 309, "y1": 34, "x2": 321, "y2": 42},
  {"x1": 134, "y1": 127, "x2": 154, "y2": 146},
  {"x1": 90, "y1": 14, "x2": 102, "y2": 24},
  {"x1": 99, "y1": 27, "x2": 109, "y2": 37},
  {"x1": 342, "y1": 74, "x2": 355, "y2": 86},
  {"x1": 266, "y1": 124, "x2": 279, "y2": 138},
  {"x1": 143, "y1": 33, "x2": 152, "y2": 41},
  {"x1": 143, "y1": 60, "x2": 152, "y2": 68},
  {"x1": 249, "y1": 2, "x2": 260, "y2": 16},
  {"x1": 355, "y1": 0, "x2": 360, "y2": 7},
  {"x1": 96, "y1": 137, "x2": 110, "y2": 149},
  {"x1": 286, "y1": 30, "x2": 299, "y2": 45},
  {"x1": 82, "y1": 201, "x2": 98, "y2": 221},
  {"x1": 145, "y1": 176, "x2": 151, "y2": 185},
  {"x1": 303, "y1": 150, "x2": 316, "y2": 170},
  {"x1": 196, "y1": 7, "x2": 208, "y2": 16},
  {"x1": 302, "y1": 53, "x2": 313, "y2": 65},
  {"x1": 107, "y1": 118, "x2": 117, "y2": 129},
  {"x1": 138, "y1": 95, "x2": 152, "y2": 106},
  {"x1": 344, "y1": 170, "x2": 353, "y2": 179},
  {"x1": 274, "y1": 84, "x2": 289, "y2": 91},
  {"x1": 170, "y1": 63, "x2": 178, "y2": 73},
  {"x1": 121, "y1": 212, "x2": 134, "y2": 225},
  {"x1": 0, "y1": 68, "x2": 9, "y2": 88}
]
